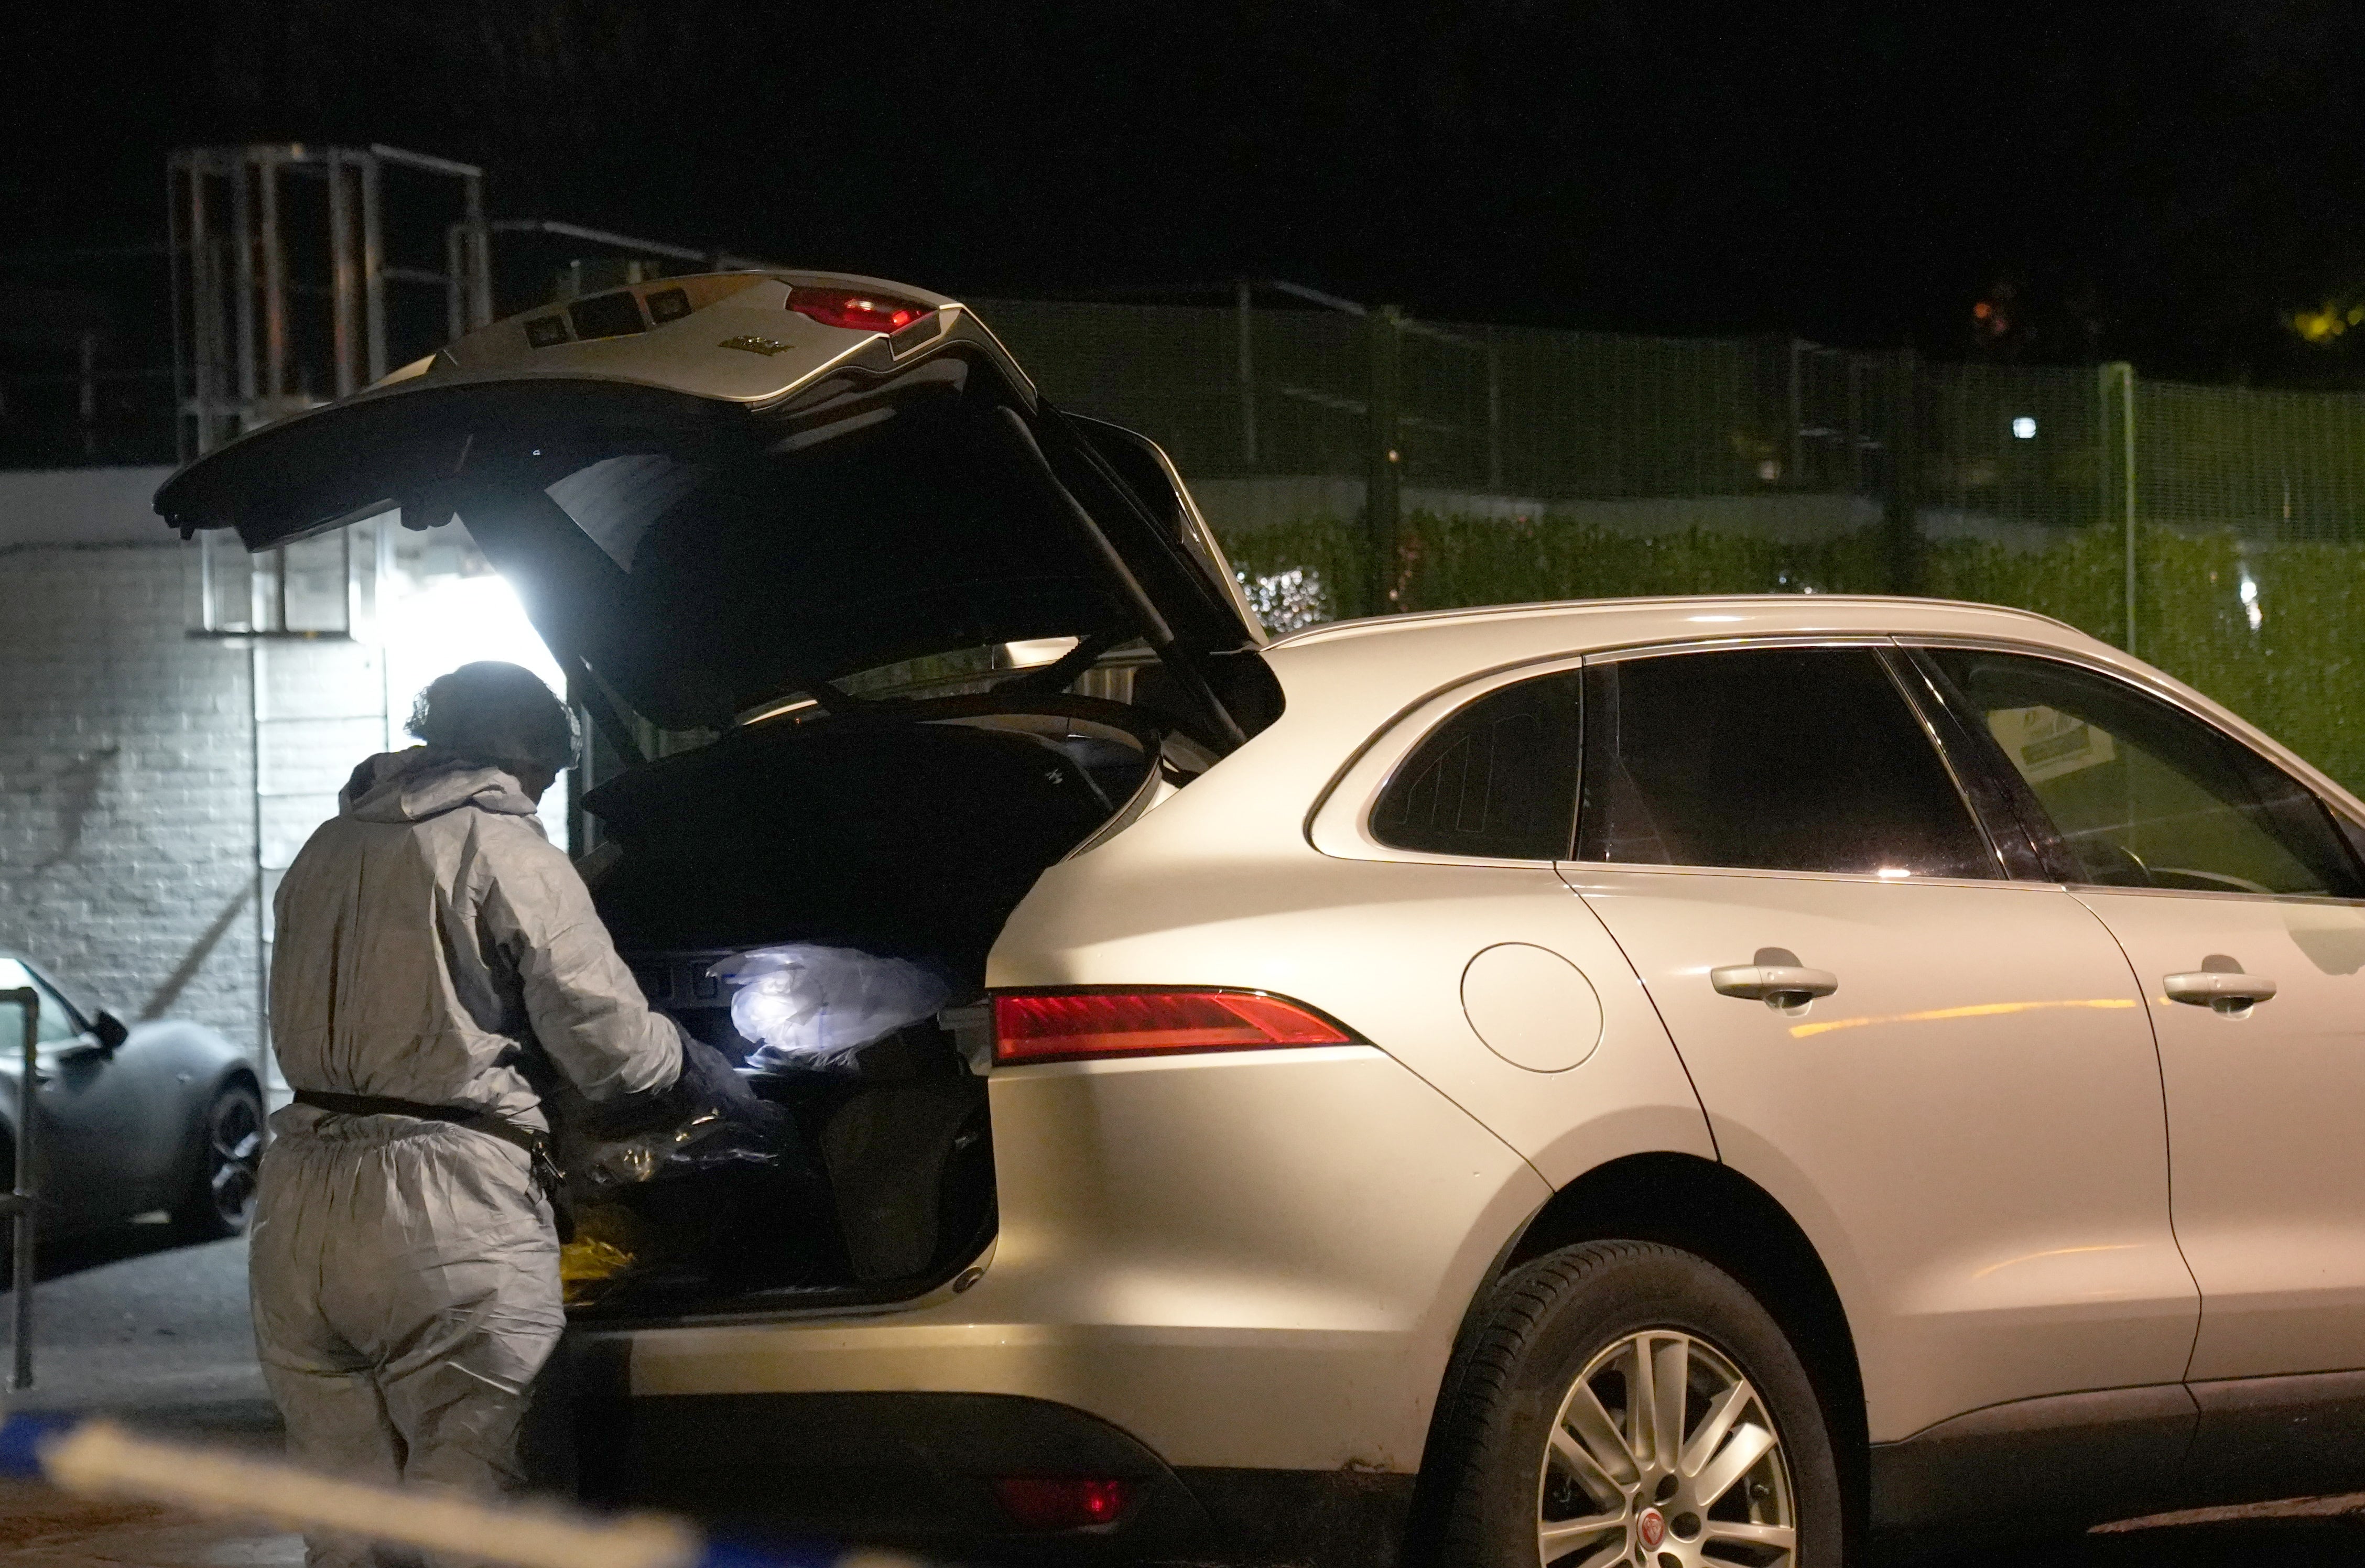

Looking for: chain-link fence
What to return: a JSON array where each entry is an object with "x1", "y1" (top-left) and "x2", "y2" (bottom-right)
[{"x1": 975, "y1": 296, "x2": 2365, "y2": 794}]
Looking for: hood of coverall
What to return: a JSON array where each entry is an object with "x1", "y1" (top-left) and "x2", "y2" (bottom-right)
[{"x1": 340, "y1": 748, "x2": 543, "y2": 826}]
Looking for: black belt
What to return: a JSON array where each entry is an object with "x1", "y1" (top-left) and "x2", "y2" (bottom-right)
[{"x1": 291, "y1": 1090, "x2": 573, "y2": 1241}]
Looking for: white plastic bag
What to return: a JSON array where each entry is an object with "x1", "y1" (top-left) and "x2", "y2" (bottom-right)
[{"x1": 711, "y1": 944, "x2": 951, "y2": 1070}]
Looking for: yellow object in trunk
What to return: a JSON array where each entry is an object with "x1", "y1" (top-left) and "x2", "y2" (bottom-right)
[{"x1": 560, "y1": 1204, "x2": 652, "y2": 1306}]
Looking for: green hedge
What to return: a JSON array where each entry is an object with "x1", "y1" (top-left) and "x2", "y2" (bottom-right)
[{"x1": 1219, "y1": 513, "x2": 2365, "y2": 797}]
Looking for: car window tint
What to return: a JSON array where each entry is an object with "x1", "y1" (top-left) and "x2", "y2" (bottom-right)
[
  {"x1": 0, "y1": 961, "x2": 79, "y2": 1045},
  {"x1": 1575, "y1": 647, "x2": 1997, "y2": 878},
  {"x1": 1925, "y1": 649, "x2": 2363, "y2": 897},
  {"x1": 1371, "y1": 672, "x2": 1581, "y2": 859}
]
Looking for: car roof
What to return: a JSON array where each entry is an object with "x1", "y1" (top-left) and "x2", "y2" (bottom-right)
[
  {"x1": 1265, "y1": 593, "x2": 2101, "y2": 661},
  {"x1": 1252, "y1": 594, "x2": 2117, "y2": 754},
  {"x1": 1246, "y1": 592, "x2": 2365, "y2": 826}
]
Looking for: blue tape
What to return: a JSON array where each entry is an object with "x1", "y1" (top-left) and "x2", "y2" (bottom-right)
[
  {"x1": 694, "y1": 1537, "x2": 849, "y2": 1568},
  {"x1": 0, "y1": 1416, "x2": 909, "y2": 1568},
  {"x1": 0, "y1": 1412, "x2": 75, "y2": 1480}
]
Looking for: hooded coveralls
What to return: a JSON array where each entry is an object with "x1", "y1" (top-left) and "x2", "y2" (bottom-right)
[{"x1": 251, "y1": 749, "x2": 681, "y2": 1566}]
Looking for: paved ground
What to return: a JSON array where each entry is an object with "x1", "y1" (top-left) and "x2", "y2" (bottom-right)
[
  {"x1": 0, "y1": 1478, "x2": 300, "y2": 1568},
  {"x1": 7, "y1": 1222, "x2": 275, "y2": 1433},
  {"x1": 1927, "y1": 1507, "x2": 2365, "y2": 1567},
  {"x1": 7, "y1": 1224, "x2": 2365, "y2": 1565},
  {"x1": 0, "y1": 1222, "x2": 297, "y2": 1565}
]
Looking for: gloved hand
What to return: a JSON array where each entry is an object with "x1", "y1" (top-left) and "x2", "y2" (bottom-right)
[
  {"x1": 556, "y1": 1026, "x2": 789, "y2": 1201},
  {"x1": 675, "y1": 1031, "x2": 779, "y2": 1125},
  {"x1": 593, "y1": 1023, "x2": 764, "y2": 1129}
]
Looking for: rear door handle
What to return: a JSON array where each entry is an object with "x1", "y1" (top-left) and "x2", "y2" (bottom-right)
[
  {"x1": 2163, "y1": 970, "x2": 2277, "y2": 1015},
  {"x1": 1711, "y1": 964, "x2": 1839, "y2": 1008}
]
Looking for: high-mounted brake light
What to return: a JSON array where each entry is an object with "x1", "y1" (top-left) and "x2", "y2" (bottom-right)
[
  {"x1": 785, "y1": 286, "x2": 935, "y2": 334},
  {"x1": 992, "y1": 988, "x2": 1354, "y2": 1065},
  {"x1": 992, "y1": 1476, "x2": 1133, "y2": 1530}
]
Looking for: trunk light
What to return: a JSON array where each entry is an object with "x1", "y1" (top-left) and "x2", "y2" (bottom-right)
[
  {"x1": 785, "y1": 286, "x2": 935, "y2": 334},
  {"x1": 992, "y1": 1476, "x2": 1134, "y2": 1530},
  {"x1": 992, "y1": 988, "x2": 1354, "y2": 1065}
]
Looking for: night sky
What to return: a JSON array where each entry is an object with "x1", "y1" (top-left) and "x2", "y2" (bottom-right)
[{"x1": 15, "y1": 1, "x2": 2365, "y2": 382}]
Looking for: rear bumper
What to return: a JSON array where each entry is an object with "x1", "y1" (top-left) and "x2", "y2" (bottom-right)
[
  {"x1": 573, "y1": 1389, "x2": 1415, "y2": 1566},
  {"x1": 583, "y1": 1047, "x2": 1544, "y2": 1472},
  {"x1": 568, "y1": 1047, "x2": 1546, "y2": 1562}
]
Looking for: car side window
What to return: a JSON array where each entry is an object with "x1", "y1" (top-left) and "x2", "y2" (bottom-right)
[
  {"x1": 1371, "y1": 671, "x2": 1582, "y2": 859},
  {"x1": 1574, "y1": 647, "x2": 1997, "y2": 878},
  {"x1": 1924, "y1": 649, "x2": 2365, "y2": 898},
  {"x1": 0, "y1": 960, "x2": 81, "y2": 1046}
]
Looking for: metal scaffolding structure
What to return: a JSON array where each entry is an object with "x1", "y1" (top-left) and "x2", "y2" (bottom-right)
[
  {"x1": 169, "y1": 144, "x2": 493, "y2": 1086},
  {"x1": 169, "y1": 143, "x2": 493, "y2": 464}
]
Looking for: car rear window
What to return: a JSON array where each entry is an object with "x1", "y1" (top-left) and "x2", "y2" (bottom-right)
[
  {"x1": 1575, "y1": 646, "x2": 1997, "y2": 879},
  {"x1": 1371, "y1": 671, "x2": 1582, "y2": 859}
]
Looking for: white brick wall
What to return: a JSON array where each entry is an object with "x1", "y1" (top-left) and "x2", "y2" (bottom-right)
[
  {"x1": 3, "y1": 473, "x2": 560, "y2": 1065},
  {"x1": 1, "y1": 538, "x2": 262, "y2": 1045}
]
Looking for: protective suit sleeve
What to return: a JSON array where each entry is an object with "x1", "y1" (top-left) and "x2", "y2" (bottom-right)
[{"x1": 474, "y1": 822, "x2": 682, "y2": 1103}]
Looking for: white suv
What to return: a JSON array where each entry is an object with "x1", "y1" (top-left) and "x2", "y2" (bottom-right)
[{"x1": 161, "y1": 274, "x2": 2365, "y2": 1567}]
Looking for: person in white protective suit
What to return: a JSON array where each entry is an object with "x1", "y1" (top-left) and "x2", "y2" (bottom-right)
[{"x1": 251, "y1": 660, "x2": 685, "y2": 1567}]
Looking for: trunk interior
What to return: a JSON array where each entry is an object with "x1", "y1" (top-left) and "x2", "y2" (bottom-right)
[{"x1": 562, "y1": 691, "x2": 1158, "y2": 1322}]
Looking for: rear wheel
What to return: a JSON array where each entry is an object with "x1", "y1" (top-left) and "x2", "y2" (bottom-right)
[
  {"x1": 1424, "y1": 1240, "x2": 1841, "y2": 1568},
  {"x1": 173, "y1": 1082, "x2": 263, "y2": 1239}
]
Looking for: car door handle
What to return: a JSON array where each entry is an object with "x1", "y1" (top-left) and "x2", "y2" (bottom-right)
[
  {"x1": 2163, "y1": 970, "x2": 2277, "y2": 1015},
  {"x1": 1711, "y1": 964, "x2": 1839, "y2": 1008}
]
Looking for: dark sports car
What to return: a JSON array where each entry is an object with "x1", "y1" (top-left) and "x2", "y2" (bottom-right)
[{"x1": 0, "y1": 954, "x2": 263, "y2": 1240}]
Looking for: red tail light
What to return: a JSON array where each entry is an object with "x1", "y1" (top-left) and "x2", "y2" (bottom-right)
[
  {"x1": 785, "y1": 286, "x2": 935, "y2": 334},
  {"x1": 992, "y1": 1476, "x2": 1134, "y2": 1530},
  {"x1": 992, "y1": 988, "x2": 1354, "y2": 1065}
]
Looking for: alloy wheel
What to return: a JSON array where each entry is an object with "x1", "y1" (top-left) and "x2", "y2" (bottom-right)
[{"x1": 1537, "y1": 1328, "x2": 1796, "y2": 1568}]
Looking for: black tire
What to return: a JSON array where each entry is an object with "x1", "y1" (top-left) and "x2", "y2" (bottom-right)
[
  {"x1": 172, "y1": 1081, "x2": 263, "y2": 1239},
  {"x1": 1419, "y1": 1240, "x2": 1842, "y2": 1568}
]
